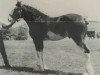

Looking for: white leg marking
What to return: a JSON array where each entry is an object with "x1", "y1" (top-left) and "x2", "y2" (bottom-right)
[
  {"x1": 36, "y1": 51, "x2": 47, "y2": 71},
  {"x1": 85, "y1": 53, "x2": 95, "y2": 75}
]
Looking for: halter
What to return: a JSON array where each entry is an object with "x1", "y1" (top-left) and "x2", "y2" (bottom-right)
[
  {"x1": 18, "y1": 2, "x2": 35, "y2": 22},
  {"x1": 17, "y1": 8, "x2": 22, "y2": 22},
  {"x1": 9, "y1": 1, "x2": 23, "y2": 22}
]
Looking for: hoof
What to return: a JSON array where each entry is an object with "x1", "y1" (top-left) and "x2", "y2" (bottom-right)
[
  {"x1": 44, "y1": 65, "x2": 48, "y2": 70},
  {"x1": 5, "y1": 64, "x2": 11, "y2": 68},
  {"x1": 36, "y1": 65, "x2": 45, "y2": 71}
]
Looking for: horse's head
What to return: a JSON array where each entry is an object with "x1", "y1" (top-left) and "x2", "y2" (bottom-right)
[
  {"x1": 8, "y1": 1, "x2": 47, "y2": 23},
  {"x1": 8, "y1": 1, "x2": 22, "y2": 23}
]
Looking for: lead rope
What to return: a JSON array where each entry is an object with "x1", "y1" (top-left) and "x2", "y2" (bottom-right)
[{"x1": 2, "y1": 21, "x2": 15, "y2": 35}]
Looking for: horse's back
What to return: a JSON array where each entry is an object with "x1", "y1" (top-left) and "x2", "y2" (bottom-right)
[{"x1": 66, "y1": 14, "x2": 83, "y2": 20}]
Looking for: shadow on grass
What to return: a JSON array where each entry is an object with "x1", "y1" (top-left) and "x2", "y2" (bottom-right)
[{"x1": 0, "y1": 66, "x2": 82, "y2": 75}]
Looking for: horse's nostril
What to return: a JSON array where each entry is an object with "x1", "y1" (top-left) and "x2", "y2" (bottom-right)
[
  {"x1": 8, "y1": 18, "x2": 11, "y2": 22},
  {"x1": 8, "y1": 16, "x2": 12, "y2": 22}
]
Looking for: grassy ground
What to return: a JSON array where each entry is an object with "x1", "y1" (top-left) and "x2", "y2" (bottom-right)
[{"x1": 0, "y1": 38, "x2": 100, "y2": 75}]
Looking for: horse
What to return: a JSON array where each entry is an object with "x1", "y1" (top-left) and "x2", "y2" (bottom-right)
[{"x1": 7, "y1": 1, "x2": 94, "y2": 75}]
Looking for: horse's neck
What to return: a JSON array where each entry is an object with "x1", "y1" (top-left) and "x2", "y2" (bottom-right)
[{"x1": 22, "y1": 5, "x2": 50, "y2": 21}]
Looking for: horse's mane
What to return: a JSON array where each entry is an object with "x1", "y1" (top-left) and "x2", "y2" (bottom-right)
[
  {"x1": 20, "y1": 4, "x2": 86, "y2": 22},
  {"x1": 22, "y1": 4, "x2": 49, "y2": 18}
]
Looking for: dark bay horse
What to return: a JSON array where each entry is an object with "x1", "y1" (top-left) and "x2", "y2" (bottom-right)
[{"x1": 6, "y1": 1, "x2": 94, "y2": 75}]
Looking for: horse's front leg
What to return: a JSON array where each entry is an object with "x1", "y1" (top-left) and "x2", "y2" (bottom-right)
[
  {"x1": 36, "y1": 50, "x2": 45, "y2": 71},
  {"x1": 32, "y1": 37, "x2": 46, "y2": 71}
]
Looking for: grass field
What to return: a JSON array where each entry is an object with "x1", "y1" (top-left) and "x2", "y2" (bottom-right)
[{"x1": 0, "y1": 38, "x2": 100, "y2": 75}]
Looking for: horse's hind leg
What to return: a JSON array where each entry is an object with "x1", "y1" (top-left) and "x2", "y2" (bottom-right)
[{"x1": 72, "y1": 36, "x2": 94, "y2": 75}]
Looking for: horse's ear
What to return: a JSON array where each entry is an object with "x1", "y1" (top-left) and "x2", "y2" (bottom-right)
[{"x1": 16, "y1": 0, "x2": 22, "y2": 7}]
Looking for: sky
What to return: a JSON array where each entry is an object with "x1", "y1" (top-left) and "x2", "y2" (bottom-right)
[{"x1": 0, "y1": 0, "x2": 100, "y2": 24}]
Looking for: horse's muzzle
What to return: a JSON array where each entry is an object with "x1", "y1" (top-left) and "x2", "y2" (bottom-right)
[{"x1": 8, "y1": 16, "x2": 15, "y2": 23}]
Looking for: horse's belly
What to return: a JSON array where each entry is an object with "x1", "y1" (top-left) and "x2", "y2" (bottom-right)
[{"x1": 46, "y1": 31, "x2": 66, "y2": 41}]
